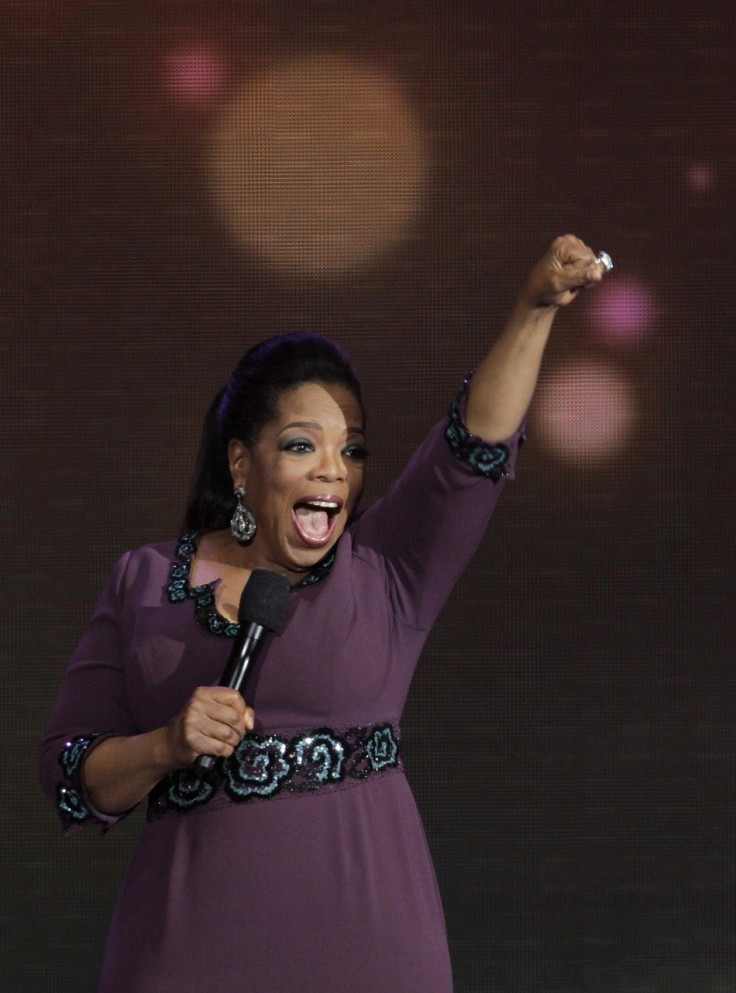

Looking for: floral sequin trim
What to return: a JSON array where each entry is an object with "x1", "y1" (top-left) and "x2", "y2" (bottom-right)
[
  {"x1": 296, "y1": 548, "x2": 336, "y2": 588},
  {"x1": 148, "y1": 722, "x2": 401, "y2": 819},
  {"x1": 444, "y1": 376, "x2": 511, "y2": 481},
  {"x1": 55, "y1": 732, "x2": 111, "y2": 830},
  {"x1": 166, "y1": 532, "x2": 336, "y2": 638}
]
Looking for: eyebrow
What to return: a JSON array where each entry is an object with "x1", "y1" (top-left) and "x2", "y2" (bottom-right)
[{"x1": 280, "y1": 421, "x2": 365, "y2": 435}]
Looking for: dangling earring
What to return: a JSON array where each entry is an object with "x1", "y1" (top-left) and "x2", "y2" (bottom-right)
[{"x1": 230, "y1": 487, "x2": 257, "y2": 545}]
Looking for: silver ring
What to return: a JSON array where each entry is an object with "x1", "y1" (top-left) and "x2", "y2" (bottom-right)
[{"x1": 595, "y1": 251, "x2": 614, "y2": 273}]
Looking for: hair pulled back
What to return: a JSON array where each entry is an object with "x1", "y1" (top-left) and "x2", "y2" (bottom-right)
[{"x1": 184, "y1": 332, "x2": 364, "y2": 532}]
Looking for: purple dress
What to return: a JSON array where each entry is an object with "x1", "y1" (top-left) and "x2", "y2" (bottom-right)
[{"x1": 40, "y1": 400, "x2": 522, "y2": 993}]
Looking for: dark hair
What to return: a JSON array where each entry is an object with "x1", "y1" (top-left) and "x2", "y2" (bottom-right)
[{"x1": 184, "y1": 332, "x2": 364, "y2": 532}]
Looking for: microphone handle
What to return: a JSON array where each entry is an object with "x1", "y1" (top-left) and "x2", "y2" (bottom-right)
[
  {"x1": 193, "y1": 622, "x2": 265, "y2": 773},
  {"x1": 194, "y1": 753, "x2": 218, "y2": 773},
  {"x1": 218, "y1": 623, "x2": 264, "y2": 691}
]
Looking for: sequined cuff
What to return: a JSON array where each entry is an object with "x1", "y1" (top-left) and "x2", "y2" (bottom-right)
[
  {"x1": 55, "y1": 731, "x2": 123, "y2": 833},
  {"x1": 444, "y1": 377, "x2": 512, "y2": 481}
]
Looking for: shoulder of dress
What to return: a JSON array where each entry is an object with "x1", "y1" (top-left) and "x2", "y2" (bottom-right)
[
  {"x1": 125, "y1": 537, "x2": 181, "y2": 561},
  {"x1": 106, "y1": 537, "x2": 181, "y2": 594},
  {"x1": 347, "y1": 506, "x2": 371, "y2": 528}
]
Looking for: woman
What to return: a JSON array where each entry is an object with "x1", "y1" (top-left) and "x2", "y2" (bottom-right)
[{"x1": 41, "y1": 236, "x2": 608, "y2": 993}]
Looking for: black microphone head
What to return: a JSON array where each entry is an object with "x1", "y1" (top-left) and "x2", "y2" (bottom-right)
[{"x1": 238, "y1": 569, "x2": 291, "y2": 633}]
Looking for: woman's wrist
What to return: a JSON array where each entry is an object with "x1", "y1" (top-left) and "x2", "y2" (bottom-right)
[
  {"x1": 84, "y1": 728, "x2": 185, "y2": 815},
  {"x1": 508, "y1": 295, "x2": 558, "y2": 336},
  {"x1": 146, "y1": 725, "x2": 191, "y2": 778}
]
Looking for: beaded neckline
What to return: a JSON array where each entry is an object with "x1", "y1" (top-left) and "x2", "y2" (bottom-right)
[{"x1": 166, "y1": 531, "x2": 336, "y2": 638}]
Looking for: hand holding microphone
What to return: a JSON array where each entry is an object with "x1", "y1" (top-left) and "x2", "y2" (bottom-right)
[{"x1": 167, "y1": 570, "x2": 291, "y2": 773}]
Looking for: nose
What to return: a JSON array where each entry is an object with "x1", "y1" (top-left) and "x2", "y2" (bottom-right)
[{"x1": 312, "y1": 447, "x2": 346, "y2": 482}]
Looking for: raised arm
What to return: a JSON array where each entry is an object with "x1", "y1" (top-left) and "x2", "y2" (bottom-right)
[
  {"x1": 351, "y1": 235, "x2": 610, "y2": 632},
  {"x1": 465, "y1": 234, "x2": 607, "y2": 440}
]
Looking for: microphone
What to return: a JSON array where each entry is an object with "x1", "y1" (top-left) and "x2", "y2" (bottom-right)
[{"x1": 194, "y1": 569, "x2": 291, "y2": 772}]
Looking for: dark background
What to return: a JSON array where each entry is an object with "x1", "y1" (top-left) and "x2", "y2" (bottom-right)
[{"x1": 2, "y1": 2, "x2": 734, "y2": 991}]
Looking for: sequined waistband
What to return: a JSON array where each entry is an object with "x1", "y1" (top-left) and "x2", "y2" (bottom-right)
[{"x1": 147, "y1": 721, "x2": 402, "y2": 820}]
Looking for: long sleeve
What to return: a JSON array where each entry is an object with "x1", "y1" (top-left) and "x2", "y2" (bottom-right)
[
  {"x1": 351, "y1": 384, "x2": 524, "y2": 632},
  {"x1": 40, "y1": 551, "x2": 140, "y2": 833}
]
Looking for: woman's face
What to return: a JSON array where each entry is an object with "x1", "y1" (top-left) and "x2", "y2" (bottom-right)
[{"x1": 229, "y1": 381, "x2": 367, "y2": 581}]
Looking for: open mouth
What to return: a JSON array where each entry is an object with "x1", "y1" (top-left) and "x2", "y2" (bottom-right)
[{"x1": 292, "y1": 498, "x2": 343, "y2": 548}]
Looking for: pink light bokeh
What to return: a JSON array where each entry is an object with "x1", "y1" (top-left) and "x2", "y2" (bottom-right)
[
  {"x1": 165, "y1": 45, "x2": 226, "y2": 105},
  {"x1": 687, "y1": 162, "x2": 715, "y2": 192},
  {"x1": 534, "y1": 360, "x2": 638, "y2": 465},
  {"x1": 590, "y1": 277, "x2": 658, "y2": 344}
]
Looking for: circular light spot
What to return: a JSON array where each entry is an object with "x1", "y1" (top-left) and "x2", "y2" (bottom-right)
[
  {"x1": 207, "y1": 54, "x2": 426, "y2": 274},
  {"x1": 687, "y1": 162, "x2": 715, "y2": 192},
  {"x1": 590, "y1": 278, "x2": 658, "y2": 344},
  {"x1": 166, "y1": 44, "x2": 226, "y2": 105},
  {"x1": 533, "y1": 360, "x2": 638, "y2": 464}
]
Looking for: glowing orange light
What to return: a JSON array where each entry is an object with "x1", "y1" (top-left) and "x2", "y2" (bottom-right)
[{"x1": 207, "y1": 54, "x2": 426, "y2": 274}]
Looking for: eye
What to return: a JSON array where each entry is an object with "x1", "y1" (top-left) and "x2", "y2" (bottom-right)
[
  {"x1": 343, "y1": 443, "x2": 370, "y2": 461},
  {"x1": 282, "y1": 438, "x2": 314, "y2": 454}
]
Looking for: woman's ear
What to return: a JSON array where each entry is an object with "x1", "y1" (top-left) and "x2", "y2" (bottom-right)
[{"x1": 228, "y1": 439, "x2": 251, "y2": 490}]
